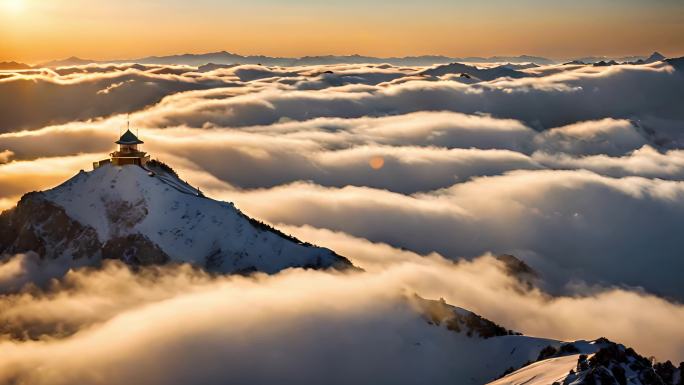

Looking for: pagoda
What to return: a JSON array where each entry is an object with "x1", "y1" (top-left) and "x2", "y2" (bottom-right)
[{"x1": 93, "y1": 129, "x2": 150, "y2": 169}]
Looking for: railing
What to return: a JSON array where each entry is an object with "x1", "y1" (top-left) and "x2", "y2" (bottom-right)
[{"x1": 111, "y1": 151, "x2": 147, "y2": 158}]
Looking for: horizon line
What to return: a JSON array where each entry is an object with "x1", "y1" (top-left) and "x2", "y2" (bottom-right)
[{"x1": 4, "y1": 49, "x2": 678, "y2": 67}]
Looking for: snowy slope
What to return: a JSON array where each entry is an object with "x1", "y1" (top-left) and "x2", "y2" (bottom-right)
[
  {"x1": 410, "y1": 330, "x2": 559, "y2": 384},
  {"x1": 488, "y1": 354, "x2": 585, "y2": 385},
  {"x1": 406, "y1": 297, "x2": 680, "y2": 385},
  {"x1": 3, "y1": 163, "x2": 351, "y2": 273},
  {"x1": 487, "y1": 338, "x2": 683, "y2": 385},
  {"x1": 410, "y1": 296, "x2": 565, "y2": 384}
]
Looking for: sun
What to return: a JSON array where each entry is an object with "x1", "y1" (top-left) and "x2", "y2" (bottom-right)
[{"x1": 2, "y1": 0, "x2": 25, "y2": 13}]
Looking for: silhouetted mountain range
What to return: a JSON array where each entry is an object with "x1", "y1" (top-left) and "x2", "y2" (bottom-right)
[
  {"x1": 32, "y1": 51, "x2": 557, "y2": 67},
  {"x1": 0, "y1": 61, "x2": 31, "y2": 70},
  {"x1": 2, "y1": 51, "x2": 673, "y2": 70},
  {"x1": 574, "y1": 52, "x2": 666, "y2": 64}
]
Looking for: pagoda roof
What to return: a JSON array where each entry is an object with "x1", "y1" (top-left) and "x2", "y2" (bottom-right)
[{"x1": 116, "y1": 129, "x2": 144, "y2": 145}]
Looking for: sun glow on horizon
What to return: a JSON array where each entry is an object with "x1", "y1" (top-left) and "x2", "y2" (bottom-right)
[
  {"x1": 1, "y1": 0, "x2": 684, "y2": 63},
  {"x1": 2, "y1": 0, "x2": 25, "y2": 13}
]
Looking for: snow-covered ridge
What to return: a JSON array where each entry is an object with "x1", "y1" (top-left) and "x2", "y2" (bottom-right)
[
  {"x1": 408, "y1": 296, "x2": 676, "y2": 385},
  {"x1": 1, "y1": 163, "x2": 351, "y2": 273},
  {"x1": 489, "y1": 337, "x2": 684, "y2": 385}
]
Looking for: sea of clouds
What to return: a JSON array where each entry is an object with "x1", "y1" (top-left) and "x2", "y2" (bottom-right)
[{"x1": 1, "y1": 59, "x2": 684, "y2": 382}]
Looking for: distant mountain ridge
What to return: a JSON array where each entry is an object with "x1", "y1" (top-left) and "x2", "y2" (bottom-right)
[
  {"x1": 574, "y1": 51, "x2": 666, "y2": 64},
  {"x1": 420, "y1": 62, "x2": 533, "y2": 81},
  {"x1": 17, "y1": 51, "x2": 673, "y2": 68},
  {"x1": 0, "y1": 61, "x2": 31, "y2": 70},
  {"x1": 34, "y1": 51, "x2": 556, "y2": 67},
  {"x1": 37, "y1": 56, "x2": 95, "y2": 68}
]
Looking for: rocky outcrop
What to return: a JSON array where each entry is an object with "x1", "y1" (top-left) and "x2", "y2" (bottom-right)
[
  {"x1": 0, "y1": 193, "x2": 100, "y2": 260},
  {"x1": 496, "y1": 254, "x2": 540, "y2": 290},
  {"x1": 105, "y1": 198, "x2": 149, "y2": 235},
  {"x1": 495, "y1": 337, "x2": 684, "y2": 385},
  {"x1": 0, "y1": 192, "x2": 169, "y2": 267},
  {"x1": 102, "y1": 234, "x2": 170, "y2": 265},
  {"x1": 568, "y1": 340, "x2": 683, "y2": 385},
  {"x1": 415, "y1": 296, "x2": 520, "y2": 339}
]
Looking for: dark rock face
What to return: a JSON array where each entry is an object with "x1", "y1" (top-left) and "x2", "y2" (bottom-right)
[
  {"x1": 593, "y1": 60, "x2": 619, "y2": 67},
  {"x1": 562, "y1": 339, "x2": 682, "y2": 385},
  {"x1": 0, "y1": 193, "x2": 169, "y2": 266},
  {"x1": 496, "y1": 254, "x2": 540, "y2": 290},
  {"x1": 105, "y1": 198, "x2": 148, "y2": 234},
  {"x1": 102, "y1": 234, "x2": 170, "y2": 265},
  {"x1": 496, "y1": 254, "x2": 538, "y2": 277},
  {"x1": 0, "y1": 193, "x2": 100, "y2": 260},
  {"x1": 536, "y1": 343, "x2": 581, "y2": 361},
  {"x1": 415, "y1": 296, "x2": 519, "y2": 339}
]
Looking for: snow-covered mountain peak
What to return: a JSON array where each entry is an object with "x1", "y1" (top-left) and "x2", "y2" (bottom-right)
[
  {"x1": 1, "y1": 162, "x2": 352, "y2": 273},
  {"x1": 43, "y1": 163, "x2": 206, "y2": 241}
]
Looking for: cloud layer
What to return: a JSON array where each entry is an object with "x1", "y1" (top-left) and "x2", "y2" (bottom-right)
[
  {"x1": 2, "y1": 59, "x2": 684, "y2": 375},
  {"x1": 0, "y1": 254, "x2": 554, "y2": 385},
  {"x1": 1, "y1": 238, "x2": 683, "y2": 385}
]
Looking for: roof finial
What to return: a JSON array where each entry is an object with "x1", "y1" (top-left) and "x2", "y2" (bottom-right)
[{"x1": 127, "y1": 113, "x2": 130, "y2": 132}]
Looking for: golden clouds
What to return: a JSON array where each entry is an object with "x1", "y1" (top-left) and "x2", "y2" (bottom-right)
[{"x1": 2, "y1": 60, "x2": 684, "y2": 369}]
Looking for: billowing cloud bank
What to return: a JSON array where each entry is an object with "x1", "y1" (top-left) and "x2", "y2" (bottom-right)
[
  {"x1": 1, "y1": 242, "x2": 683, "y2": 385},
  {"x1": 2, "y1": 59, "x2": 684, "y2": 374}
]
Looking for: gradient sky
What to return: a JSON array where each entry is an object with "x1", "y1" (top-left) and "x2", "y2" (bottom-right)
[{"x1": 1, "y1": 0, "x2": 684, "y2": 63}]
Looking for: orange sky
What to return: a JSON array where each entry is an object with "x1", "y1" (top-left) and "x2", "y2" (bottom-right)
[{"x1": 2, "y1": 0, "x2": 684, "y2": 63}]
